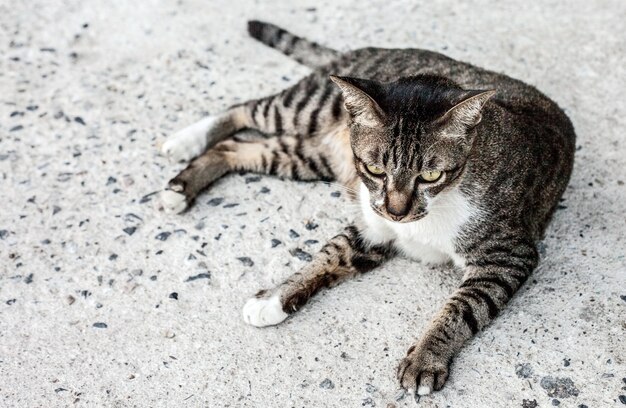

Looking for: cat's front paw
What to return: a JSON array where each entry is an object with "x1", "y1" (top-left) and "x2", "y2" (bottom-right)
[
  {"x1": 397, "y1": 342, "x2": 450, "y2": 397},
  {"x1": 242, "y1": 292, "x2": 288, "y2": 327},
  {"x1": 160, "y1": 189, "x2": 188, "y2": 214}
]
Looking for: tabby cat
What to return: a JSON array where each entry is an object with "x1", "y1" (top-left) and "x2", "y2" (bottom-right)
[{"x1": 159, "y1": 21, "x2": 575, "y2": 397}]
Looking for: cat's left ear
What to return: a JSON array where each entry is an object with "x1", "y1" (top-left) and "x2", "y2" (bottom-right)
[
  {"x1": 439, "y1": 89, "x2": 496, "y2": 128},
  {"x1": 329, "y1": 75, "x2": 385, "y2": 127}
]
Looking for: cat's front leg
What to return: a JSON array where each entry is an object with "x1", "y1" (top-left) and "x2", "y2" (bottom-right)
[
  {"x1": 398, "y1": 241, "x2": 538, "y2": 397},
  {"x1": 243, "y1": 225, "x2": 395, "y2": 327}
]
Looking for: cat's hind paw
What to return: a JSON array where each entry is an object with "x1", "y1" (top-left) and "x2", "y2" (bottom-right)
[
  {"x1": 160, "y1": 189, "x2": 188, "y2": 214},
  {"x1": 242, "y1": 293, "x2": 288, "y2": 327}
]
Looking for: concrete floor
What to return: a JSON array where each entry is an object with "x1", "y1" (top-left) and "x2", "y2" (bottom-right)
[{"x1": 1, "y1": 0, "x2": 625, "y2": 407}]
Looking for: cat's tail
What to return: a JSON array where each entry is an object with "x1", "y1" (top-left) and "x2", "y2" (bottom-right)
[{"x1": 247, "y1": 20, "x2": 339, "y2": 68}]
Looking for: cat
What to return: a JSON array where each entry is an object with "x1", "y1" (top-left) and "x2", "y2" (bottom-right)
[{"x1": 159, "y1": 20, "x2": 575, "y2": 397}]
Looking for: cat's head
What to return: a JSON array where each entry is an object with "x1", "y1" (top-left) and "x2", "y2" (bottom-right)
[{"x1": 331, "y1": 74, "x2": 494, "y2": 223}]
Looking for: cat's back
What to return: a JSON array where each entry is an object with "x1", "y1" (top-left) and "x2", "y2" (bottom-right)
[{"x1": 333, "y1": 47, "x2": 569, "y2": 124}]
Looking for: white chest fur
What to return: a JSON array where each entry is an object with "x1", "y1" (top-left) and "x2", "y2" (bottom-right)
[{"x1": 358, "y1": 183, "x2": 479, "y2": 266}]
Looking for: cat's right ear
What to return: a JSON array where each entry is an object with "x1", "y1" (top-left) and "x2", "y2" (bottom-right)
[{"x1": 330, "y1": 75, "x2": 384, "y2": 127}]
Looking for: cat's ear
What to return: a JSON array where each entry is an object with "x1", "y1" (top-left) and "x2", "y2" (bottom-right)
[
  {"x1": 439, "y1": 89, "x2": 496, "y2": 128},
  {"x1": 329, "y1": 75, "x2": 384, "y2": 127}
]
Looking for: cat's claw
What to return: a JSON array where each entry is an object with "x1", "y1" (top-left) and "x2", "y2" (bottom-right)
[
  {"x1": 242, "y1": 294, "x2": 288, "y2": 327},
  {"x1": 161, "y1": 189, "x2": 188, "y2": 214},
  {"x1": 397, "y1": 342, "x2": 450, "y2": 396}
]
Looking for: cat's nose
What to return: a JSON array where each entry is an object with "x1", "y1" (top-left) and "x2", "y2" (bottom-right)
[{"x1": 386, "y1": 191, "x2": 411, "y2": 220}]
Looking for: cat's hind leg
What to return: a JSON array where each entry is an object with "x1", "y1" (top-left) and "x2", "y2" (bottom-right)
[
  {"x1": 160, "y1": 109, "x2": 249, "y2": 163},
  {"x1": 243, "y1": 225, "x2": 395, "y2": 326},
  {"x1": 161, "y1": 133, "x2": 343, "y2": 213},
  {"x1": 160, "y1": 73, "x2": 345, "y2": 163}
]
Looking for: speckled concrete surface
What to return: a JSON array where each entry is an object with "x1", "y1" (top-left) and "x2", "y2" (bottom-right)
[{"x1": 1, "y1": 0, "x2": 625, "y2": 407}]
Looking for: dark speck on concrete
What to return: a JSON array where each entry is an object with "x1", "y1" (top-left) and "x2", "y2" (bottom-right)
[
  {"x1": 540, "y1": 376, "x2": 579, "y2": 398},
  {"x1": 619, "y1": 395, "x2": 626, "y2": 404},
  {"x1": 123, "y1": 227, "x2": 136, "y2": 236},
  {"x1": 515, "y1": 363, "x2": 533, "y2": 378},
  {"x1": 74, "y1": 116, "x2": 86, "y2": 125},
  {"x1": 289, "y1": 229, "x2": 300, "y2": 238},
  {"x1": 185, "y1": 272, "x2": 210, "y2": 282},
  {"x1": 109, "y1": 253, "x2": 118, "y2": 261},
  {"x1": 522, "y1": 399, "x2": 538, "y2": 408},
  {"x1": 552, "y1": 399, "x2": 560, "y2": 406},
  {"x1": 305, "y1": 221, "x2": 318, "y2": 230},
  {"x1": 93, "y1": 322, "x2": 107, "y2": 328},
  {"x1": 0, "y1": 230, "x2": 8, "y2": 240},
  {"x1": 331, "y1": 191, "x2": 341, "y2": 197},
  {"x1": 260, "y1": 186, "x2": 270, "y2": 194},
  {"x1": 223, "y1": 203, "x2": 239, "y2": 208},
  {"x1": 207, "y1": 197, "x2": 224, "y2": 206},
  {"x1": 271, "y1": 239, "x2": 282, "y2": 248},
  {"x1": 169, "y1": 292, "x2": 178, "y2": 300},
  {"x1": 578, "y1": 404, "x2": 589, "y2": 408},
  {"x1": 237, "y1": 257, "x2": 254, "y2": 266},
  {"x1": 10, "y1": 125, "x2": 24, "y2": 132},
  {"x1": 106, "y1": 176, "x2": 117, "y2": 185},
  {"x1": 6, "y1": 299, "x2": 16, "y2": 305},
  {"x1": 304, "y1": 239, "x2": 318, "y2": 246},
  {"x1": 563, "y1": 358, "x2": 570, "y2": 367},
  {"x1": 620, "y1": 295, "x2": 626, "y2": 303},
  {"x1": 139, "y1": 191, "x2": 158, "y2": 203},
  {"x1": 245, "y1": 175, "x2": 261, "y2": 183},
  {"x1": 52, "y1": 205, "x2": 62, "y2": 215},
  {"x1": 155, "y1": 231, "x2": 171, "y2": 241},
  {"x1": 319, "y1": 378, "x2": 334, "y2": 389},
  {"x1": 290, "y1": 248, "x2": 312, "y2": 262},
  {"x1": 24, "y1": 273, "x2": 33, "y2": 284}
]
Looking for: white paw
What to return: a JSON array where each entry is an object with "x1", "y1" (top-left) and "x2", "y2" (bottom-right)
[
  {"x1": 161, "y1": 189, "x2": 188, "y2": 214},
  {"x1": 161, "y1": 116, "x2": 217, "y2": 162},
  {"x1": 242, "y1": 294, "x2": 288, "y2": 327},
  {"x1": 417, "y1": 385, "x2": 432, "y2": 396}
]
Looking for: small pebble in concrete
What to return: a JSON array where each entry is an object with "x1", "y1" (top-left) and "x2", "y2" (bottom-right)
[
  {"x1": 237, "y1": 257, "x2": 254, "y2": 266},
  {"x1": 305, "y1": 221, "x2": 318, "y2": 230},
  {"x1": 515, "y1": 363, "x2": 533, "y2": 378},
  {"x1": 522, "y1": 399, "x2": 538, "y2": 408},
  {"x1": 93, "y1": 322, "x2": 107, "y2": 328},
  {"x1": 155, "y1": 231, "x2": 171, "y2": 241},
  {"x1": 271, "y1": 239, "x2": 282, "y2": 248},
  {"x1": 123, "y1": 227, "x2": 136, "y2": 236},
  {"x1": 330, "y1": 191, "x2": 341, "y2": 197},
  {"x1": 552, "y1": 399, "x2": 560, "y2": 406},
  {"x1": 289, "y1": 229, "x2": 300, "y2": 238},
  {"x1": 207, "y1": 197, "x2": 224, "y2": 206},
  {"x1": 290, "y1": 248, "x2": 312, "y2": 262},
  {"x1": 540, "y1": 376, "x2": 579, "y2": 398},
  {"x1": 185, "y1": 273, "x2": 210, "y2": 282},
  {"x1": 619, "y1": 395, "x2": 626, "y2": 404},
  {"x1": 169, "y1": 292, "x2": 178, "y2": 300},
  {"x1": 319, "y1": 378, "x2": 334, "y2": 389}
]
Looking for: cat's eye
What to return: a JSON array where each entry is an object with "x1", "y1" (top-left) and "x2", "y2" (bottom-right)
[
  {"x1": 420, "y1": 170, "x2": 442, "y2": 182},
  {"x1": 366, "y1": 164, "x2": 385, "y2": 176}
]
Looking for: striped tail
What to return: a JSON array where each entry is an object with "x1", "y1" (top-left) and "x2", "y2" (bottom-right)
[{"x1": 247, "y1": 20, "x2": 339, "y2": 68}]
